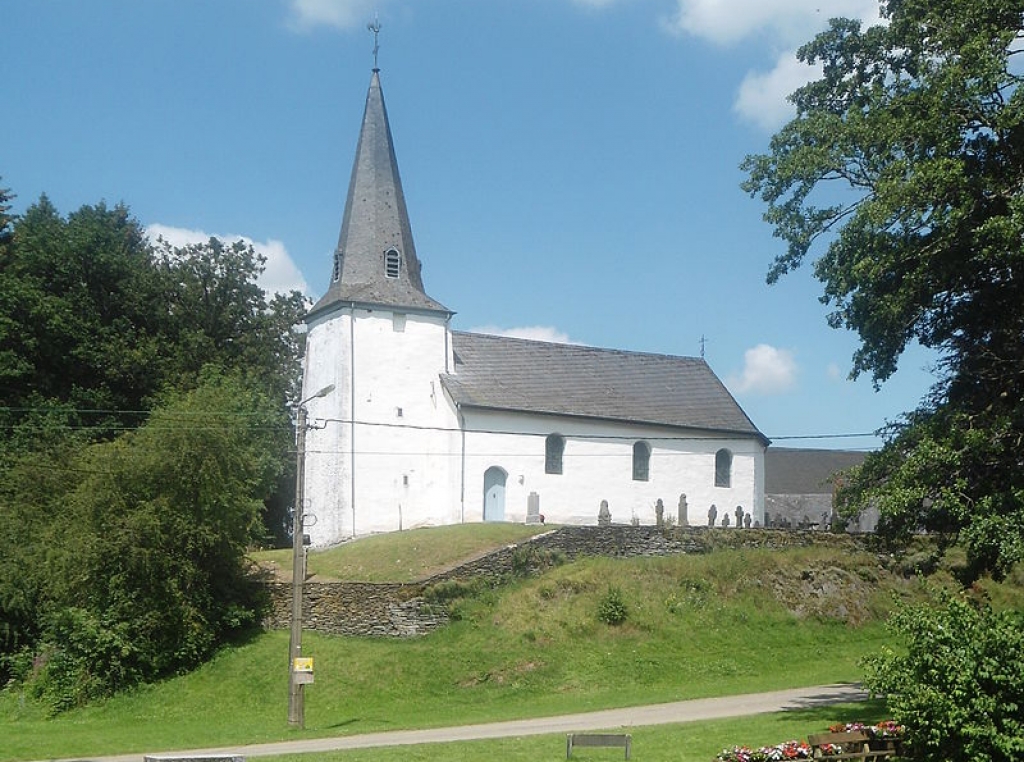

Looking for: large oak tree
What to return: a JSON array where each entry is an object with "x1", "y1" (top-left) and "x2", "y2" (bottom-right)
[
  {"x1": 0, "y1": 188, "x2": 307, "y2": 701},
  {"x1": 743, "y1": 0, "x2": 1024, "y2": 581}
]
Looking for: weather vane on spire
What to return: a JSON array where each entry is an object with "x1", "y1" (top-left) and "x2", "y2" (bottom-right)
[{"x1": 368, "y1": 15, "x2": 381, "y2": 71}]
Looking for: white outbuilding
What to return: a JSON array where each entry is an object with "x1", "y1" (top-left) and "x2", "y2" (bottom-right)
[{"x1": 299, "y1": 68, "x2": 768, "y2": 546}]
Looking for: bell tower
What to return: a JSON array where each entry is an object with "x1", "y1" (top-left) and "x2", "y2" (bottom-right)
[{"x1": 300, "y1": 62, "x2": 460, "y2": 545}]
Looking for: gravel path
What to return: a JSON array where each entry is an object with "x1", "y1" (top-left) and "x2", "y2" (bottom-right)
[{"x1": 42, "y1": 683, "x2": 868, "y2": 762}]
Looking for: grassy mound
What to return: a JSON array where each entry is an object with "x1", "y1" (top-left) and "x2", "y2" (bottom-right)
[
  {"x1": 1, "y1": 537, "x2": 921, "y2": 761},
  {"x1": 252, "y1": 523, "x2": 552, "y2": 582}
]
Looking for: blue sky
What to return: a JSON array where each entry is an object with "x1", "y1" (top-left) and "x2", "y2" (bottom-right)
[{"x1": 4, "y1": 0, "x2": 938, "y2": 450}]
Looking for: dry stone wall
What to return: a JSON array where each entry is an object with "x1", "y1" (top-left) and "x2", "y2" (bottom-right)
[{"x1": 263, "y1": 525, "x2": 875, "y2": 638}]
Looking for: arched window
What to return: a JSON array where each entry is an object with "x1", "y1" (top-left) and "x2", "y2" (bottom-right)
[
  {"x1": 384, "y1": 247, "x2": 401, "y2": 279},
  {"x1": 715, "y1": 448, "x2": 732, "y2": 488},
  {"x1": 545, "y1": 434, "x2": 564, "y2": 475},
  {"x1": 632, "y1": 441, "x2": 650, "y2": 481}
]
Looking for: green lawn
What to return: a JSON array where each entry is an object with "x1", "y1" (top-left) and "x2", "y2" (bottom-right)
[
  {"x1": 1, "y1": 544, "x2": 908, "y2": 761},
  {"x1": 252, "y1": 523, "x2": 552, "y2": 582},
  {"x1": 257, "y1": 700, "x2": 892, "y2": 762}
]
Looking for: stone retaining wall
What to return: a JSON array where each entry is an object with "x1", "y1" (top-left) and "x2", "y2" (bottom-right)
[
  {"x1": 264, "y1": 580, "x2": 447, "y2": 637},
  {"x1": 263, "y1": 525, "x2": 875, "y2": 638}
]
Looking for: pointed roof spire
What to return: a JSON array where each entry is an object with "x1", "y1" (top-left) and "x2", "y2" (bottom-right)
[{"x1": 308, "y1": 66, "x2": 449, "y2": 318}]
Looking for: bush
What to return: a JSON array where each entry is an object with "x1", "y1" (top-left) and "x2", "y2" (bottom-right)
[
  {"x1": 597, "y1": 586, "x2": 628, "y2": 625},
  {"x1": 862, "y1": 589, "x2": 1024, "y2": 762},
  {"x1": 423, "y1": 578, "x2": 488, "y2": 605},
  {"x1": 509, "y1": 545, "x2": 565, "y2": 578},
  {"x1": 6, "y1": 373, "x2": 280, "y2": 710},
  {"x1": 31, "y1": 609, "x2": 143, "y2": 714}
]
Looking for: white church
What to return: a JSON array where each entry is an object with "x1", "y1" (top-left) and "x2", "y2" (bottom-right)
[{"x1": 299, "y1": 67, "x2": 768, "y2": 546}]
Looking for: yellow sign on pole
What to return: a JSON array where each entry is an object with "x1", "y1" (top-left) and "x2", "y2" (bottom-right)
[{"x1": 293, "y1": 656, "x2": 314, "y2": 684}]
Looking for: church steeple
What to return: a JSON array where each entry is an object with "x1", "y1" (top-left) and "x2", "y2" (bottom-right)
[{"x1": 308, "y1": 68, "x2": 449, "y2": 318}]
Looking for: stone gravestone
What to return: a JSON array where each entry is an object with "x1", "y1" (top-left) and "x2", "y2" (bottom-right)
[
  {"x1": 744, "y1": 512, "x2": 752, "y2": 529},
  {"x1": 678, "y1": 493, "x2": 689, "y2": 526},
  {"x1": 655, "y1": 498, "x2": 665, "y2": 527},
  {"x1": 526, "y1": 491, "x2": 541, "y2": 525},
  {"x1": 707, "y1": 504, "x2": 718, "y2": 527},
  {"x1": 722, "y1": 513, "x2": 730, "y2": 527},
  {"x1": 598, "y1": 499, "x2": 612, "y2": 526},
  {"x1": 734, "y1": 506, "x2": 744, "y2": 529}
]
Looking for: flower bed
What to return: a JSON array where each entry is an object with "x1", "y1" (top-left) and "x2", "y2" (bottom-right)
[
  {"x1": 828, "y1": 720, "x2": 904, "y2": 739},
  {"x1": 715, "y1": 721, "x2": 905, "y2": 761},
  {"x1": 715, "y1": 740, "x2": 811, "y2": 761}
]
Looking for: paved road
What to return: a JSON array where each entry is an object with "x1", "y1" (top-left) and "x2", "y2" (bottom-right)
[{"x1": 43, "y1": 683, "x2": 868, "y2": 762}]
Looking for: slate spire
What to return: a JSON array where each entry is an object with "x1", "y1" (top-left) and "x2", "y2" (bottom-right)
[{"x1": 308, "y1": 69, "x2": 448, "y2": 317}]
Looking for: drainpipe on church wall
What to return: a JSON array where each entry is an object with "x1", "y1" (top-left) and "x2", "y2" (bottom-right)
[
  {"x1": 456, "y1": 401, "x2": 466, "y2": 524},
  {"x1": 349, "y1": 307, "x2": 357, "y2": 537}
]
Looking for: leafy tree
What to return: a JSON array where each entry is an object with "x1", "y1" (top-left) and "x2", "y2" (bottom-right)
[
  {"x1": 152, "y1": 235, "x2": 306, "y2": 405},
  {"x1": 741, "y1": 0, "x2": 1024, "y2": 578},
  {"x1": 0, "y1": 187, "x2": 307, "y2": 694},
  {"x1": 150, "y1": 236, "x2": 306, "y2": 545},
  {"x1": 10, "y1": 372, "x2": 286, "y2": 711},
  {"x1": 0, "y1": 196, "x2": 164, "y2": 453},
  {"x1": 863, "y1": 590, "x2": 1024, "y2": 762},
  {"x1": 1, "y1": 195, "x2": 306, "y2": 460},
  {"x1": 0, "y1": 179, "x2": 13, "y2": 249},
  {"x1": 0, "y1": 440, "x2": 79, "y2": 676}
]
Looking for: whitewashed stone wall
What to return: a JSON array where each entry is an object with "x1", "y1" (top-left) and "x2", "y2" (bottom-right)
[
  {"x1": 302, "y1": 307, "x2": 765, "y2": 546},
  {"x1": 301, "y1": 306, "x2": 460, "y2": 545},
  {"x1": 458, "y1": 409, "x2": 764, "y2": 528}
]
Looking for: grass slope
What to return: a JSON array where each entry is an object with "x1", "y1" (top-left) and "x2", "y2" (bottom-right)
[
  {"x1": 1, "y1": 536, "x2": 912, "y2": 761},
  {"x1": 252, "y1": 523, "x2": 551, "y2": 582}
]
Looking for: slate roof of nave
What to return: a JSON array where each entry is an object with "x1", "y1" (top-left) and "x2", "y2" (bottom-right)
[
  {"x1": 442, "y1": 331, "x2": 767, "y2": 442},
  {"x1": 765, "y1": 447, "x2": 866, "y2": 494}
]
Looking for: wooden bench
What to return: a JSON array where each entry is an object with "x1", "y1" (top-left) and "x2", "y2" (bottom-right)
[
  {"x1": 566, "y1": 733, "x2": 632, "y2": 760},
  {"x1": 807, "y1": 731, "x2": 897, "y2": 761}
]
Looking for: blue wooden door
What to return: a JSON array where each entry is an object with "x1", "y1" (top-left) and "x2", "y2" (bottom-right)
[{"x1": 483, "y1": 466, "x2": 507, "y2": 521}]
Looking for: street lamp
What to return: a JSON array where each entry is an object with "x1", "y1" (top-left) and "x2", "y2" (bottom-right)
[{"x1": 288, "y1": 383, "x2": 334, "y2": 729}]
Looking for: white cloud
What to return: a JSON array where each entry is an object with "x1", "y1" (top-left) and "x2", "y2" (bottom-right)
[
  {"x1": 729, "y1": 343, "x2": 798, "y2": 395},
  {"x1": 287, "y1": 0, "x2": 381, "y2": 32},
  {"x1": 734, "y1": 51, "x2": 821, "y2": 131},
  {"x1": 146, "y1": 223, "x2": 310, "y2": 297},
  {"x1": 666, "y1": 0, "x2": 879, "y2": 46},
  {"x1": 826, "y1": 362, "x2": 843, "y2": 381},
  {"x1": 666, "y1": 0, "x2": 883, "y2": 131},
  {"x1": 468, "y1": 324, "x2": 577, "y2": 344}
]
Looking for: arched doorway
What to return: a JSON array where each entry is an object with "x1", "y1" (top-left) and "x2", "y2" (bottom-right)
[{"x1": 483, "y1": 466, "x2": 507, "y2": 522}]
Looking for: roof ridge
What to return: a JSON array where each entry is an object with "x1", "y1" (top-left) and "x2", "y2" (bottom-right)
[{"x1": 453, "y1": 329, "x2": 703, "y2": 362}]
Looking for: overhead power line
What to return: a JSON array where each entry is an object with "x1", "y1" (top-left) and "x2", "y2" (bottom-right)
[{"x1": 0, "y1": 407, "x2": 883, "y2": 443}]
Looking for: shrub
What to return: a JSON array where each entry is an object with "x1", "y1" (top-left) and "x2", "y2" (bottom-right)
[
  {"x1": 862, "y1": 589, "x2": 1024, "y2": 762},
  {"x1": 597, "y1": 586, "x2": 628, "y2": 625},
  {"x1": 31, "y1": 608, "x2": 143, "y2": 714},
  {"x1": 423, "y1": 578, "x2": 487, "y2": 605}
]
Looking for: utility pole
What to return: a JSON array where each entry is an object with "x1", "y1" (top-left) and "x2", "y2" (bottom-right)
[
  {"x1": 287, "y1": 403, "x2": 308, "y2": 728},
  {"x1": 288, "y1": 384, "x2": 334, "y2": 729}
]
